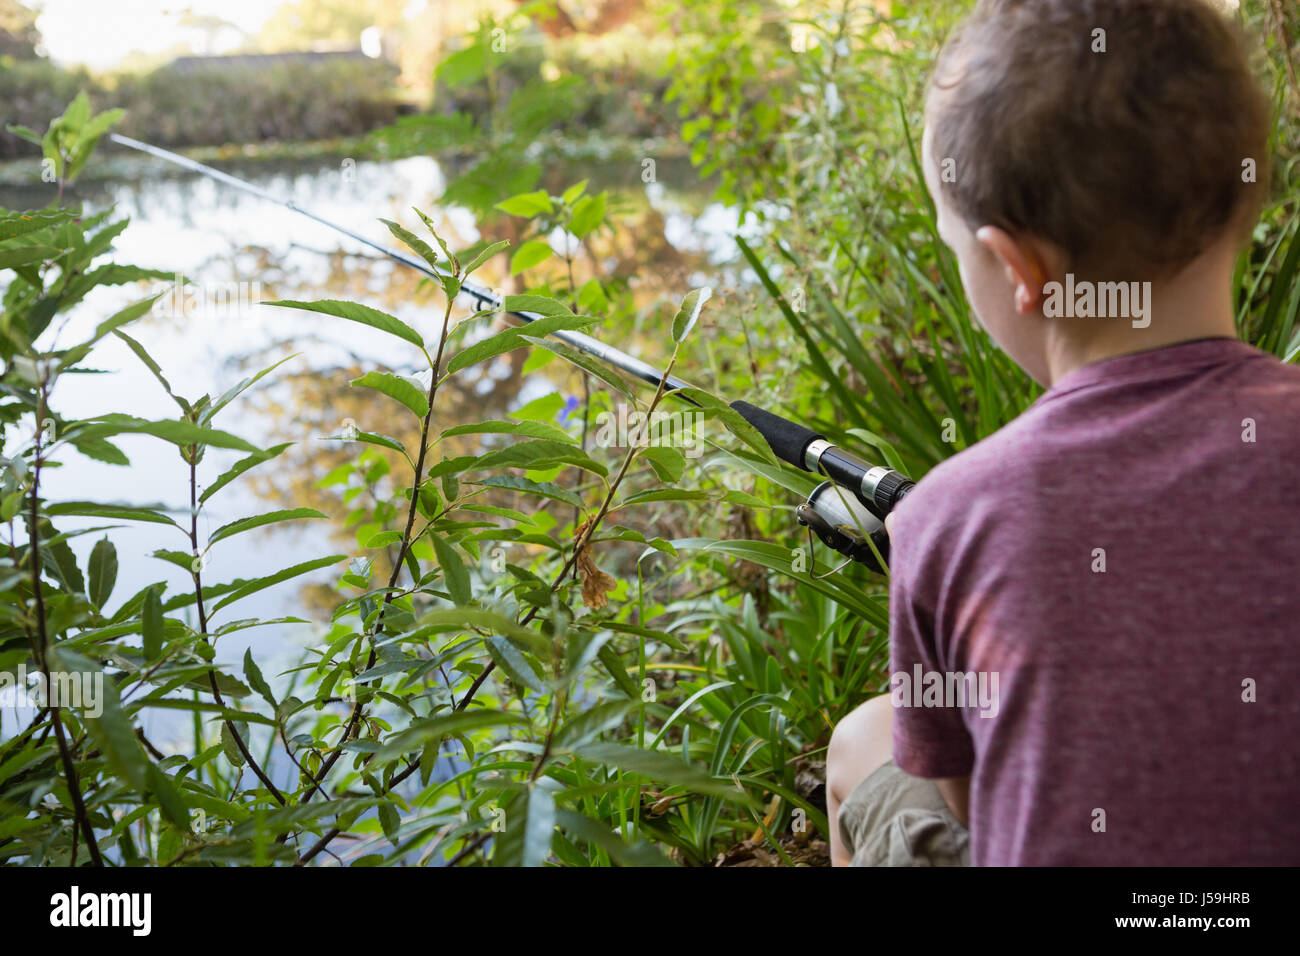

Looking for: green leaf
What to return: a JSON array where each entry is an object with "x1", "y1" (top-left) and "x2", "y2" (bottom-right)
[
  {"x1": 203, "y1": 353, "x2": 299, "y2": 425},
  {"x1": 69, "y1": 415, "x2": 260, "y2": 454},
  {"x1": 364, "y1": 530, "x2": 402, "y2": 548},
  {"x1": 442, "y1": 419, "x2": 574, "y2": 443},
  {"x1": 513, "y1": 392, "x2": 566, "y2": 421},
  {"x1": 378, "y1": 802, "x2": 401, "y2": 844},
  {"x1": 87, "y1": 536, "x2": 117, "y2": 609},
  {"x1": 265, "y1": 299, "x2": 423, "y2": 349},
  {"x1": 243, "y1": 648, "x2": 276, "y2": 709},
  {"x1": 486, "y1": 633, "x2": 545, "y2": 693},
  {"x1": 639, "y1": 446, "x2": 687, "y2": 483},
  {"x1": 462, "y1": 239, "x2": 510, "y2": 277},
  {"x1": 576, "y1": 278, "x2": 608, "y2": 314},
  {"x1": 522, "y1": 785, "x2": 556, "y2": 867},
  {"x1": 110, "y1": 327, "x2": 180, "y2": 409},
  {"x1": 510, "y1": 239, "x2": 553, "y2": 276},
  {"x1": 597, "y1": 643, "x2": 638, "y2": 699},
  {"x1": 220, "y1": 722, "x2": 245, "y2": 768},
  {"x1": 211, "y1": 555, "x2": 348, "y2": 613},
  {"x1": 673, "y1": 287, "x2": 712, "y2": 342},
  {"x1": 432, "y1": 536, "x2": 471, "y2": 605},
  {"x1": 68, "y1": 434, "x2": 130, "y2": 466},
  {"x1": 0, "y1": 245, "x2": 57, "y2": 270},
  {"x1": 434, "y1": 42, "x2": 487, "y2": 88},
  {"x1": 0, "y1": 209, "x2": 68, "y2": 241},
  {"x1": 342, "y1": 430, "x2": 410, "y2": 460},
  {"x1": 471, "y1": 475, "x2": 583, "y2": 508},
  {"x1": 77, "y1": 663, "x2": 149, "y2": 790},
  {"x1": 151, "y1": 550, "x2": 197, "y2": 573},
  {"x1": 146, "y1": 763, "x2": 189, "y2": 828},
  {"x1": 618, "y1": 488, "x2": 710, "y2": 506},
  {"x1": 562, "y1": 180, "x2": 589, "y2": 205},
  {"x1": 5, "y1": 124, "x2": 42, "y2": 146},
  {"x1": 671, "y1": 537, "x2": 888, "y2": 628},
  {"x1": 495, "y1": 190, "x2": 553, "y2": 218},
  {"x1": 447, "y1": 312, "x2": 597, "y2": 373},
  {"x1": 46, "y1": 501, "x2": 181, "y2": 529},
  {"x1": 351, "y1": 370, "x2": 430, "y2": 419},
  {"x1": 142, "y1": 585, "x2": 163, "y2": 661},
  {"x1": 675, "y1": 388, "x2": 777, "y2": 464},
  {"x1": 500, "y1": 295, "x2": 577, "y2": 317},
  {"x1": 208, "y1": 508, "x2": 327, "y2": 545},
  {"x1": 517, "y1": 334, "x2": 635, "y2": 400},
  {"x1": 555, "y1": 809, "x2": 671, "y2": 866},
  {"x1": 380, "y1": 218, "x2": 445, "y2": 275},
  {"x1": 554, "y1": 699, "x2": 636, "y2": 749},
  {"x1": 569, "y1": 193, "x2": 606, "y2": 239},
  {"x1": 846, "y1": 428, "x2": 909, "y2": 475},
  {"x1": 572, "y1": 742, "x2": 751, "y2": 801},
  {"x1": 63, "y1": 91, "x2": 90, "y2": 131},
  {"x1": 78, "y1": 106, "x2": 125, "y2": 144},
  {"x1": 413, "y1": 207, "x2": 458, "y2": 274},
  {"x1": 72, "y1": 297, "x2": 164, "y2": 361},
  {"x1": 475, "y1": 438, "x2": 607, "y2": 478},
  {"x1": 201, "y1": 443, "x2": 292, "y2": 503},
  {"x1": 376, "y1": 709, "x2": 528, "y2": 762}
]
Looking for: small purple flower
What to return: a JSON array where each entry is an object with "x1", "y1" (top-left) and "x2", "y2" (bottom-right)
[{"x1": 559, "y1": 394, "x2": 582, "y2": 424}]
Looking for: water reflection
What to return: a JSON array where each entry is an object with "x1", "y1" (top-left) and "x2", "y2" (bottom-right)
[{"x1": 2, "y1": 150, "x2": 736, "y2": 748}]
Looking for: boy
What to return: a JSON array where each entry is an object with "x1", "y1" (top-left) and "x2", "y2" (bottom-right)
[{"x1": 828, "y1": 0, "x2": 1300, "y2": 866}]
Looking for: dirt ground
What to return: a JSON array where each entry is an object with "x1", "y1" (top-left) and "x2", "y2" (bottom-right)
[{"x1": 714, "y1": 756, "x2": 831, "y2": 867}]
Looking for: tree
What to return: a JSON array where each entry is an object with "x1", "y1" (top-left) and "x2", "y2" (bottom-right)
[{"x1": 0, "y1": 0, "x2": 42, "y2": 59}]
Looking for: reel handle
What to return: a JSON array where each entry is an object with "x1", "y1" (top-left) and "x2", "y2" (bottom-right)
[
  {"x1": 730, "y1": 400, "x2": 915, "y2": 519},
  {"x1": 796, "y1": 481, "x2": 892, "y2": 573}
]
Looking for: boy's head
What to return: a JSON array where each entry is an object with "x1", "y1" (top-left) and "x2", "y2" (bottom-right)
[{"x1": 922, "y1": 0, "x2": 1271, "y2": 383}]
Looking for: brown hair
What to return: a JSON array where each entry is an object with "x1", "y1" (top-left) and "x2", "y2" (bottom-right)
[{"x1": 927, "y1": 0, "x2": 1272, "y2": 278}]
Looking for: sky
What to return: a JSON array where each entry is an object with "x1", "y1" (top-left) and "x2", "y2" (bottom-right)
[{"x1": 29, "y1": 0, "x2": 286, "y2": 70}]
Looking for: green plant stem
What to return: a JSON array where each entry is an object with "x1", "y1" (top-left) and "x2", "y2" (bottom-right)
[
  {"x1": 306, "y1": 342, "x2": 690, "y2": 865},
  {"x1": 299, "y1": 290, "x2": 457, "y2": 805},
  {"x1": 189, "y1": 458, "x2": 286, "y2": 805},
  {"x1": 28, "y1": 385, "x2": 102, "y2": 866}
]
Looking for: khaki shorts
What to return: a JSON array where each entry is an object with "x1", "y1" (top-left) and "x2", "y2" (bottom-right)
[{"x1": 839, "y1": 760, "x2": 971, "y2": 866}]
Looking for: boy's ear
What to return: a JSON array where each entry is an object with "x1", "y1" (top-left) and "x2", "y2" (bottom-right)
[{"x1": 974, "y1": 226, "x2": 1056, "y2": 315}]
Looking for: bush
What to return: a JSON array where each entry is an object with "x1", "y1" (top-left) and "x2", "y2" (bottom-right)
[
  {"x1": 111, "y1": 57, "x2": 401, "y2": 147},
  {"x1": 0, "y1": 56, "x2": 401, "y2": 159},
  {"x1": 0, "y1": 58, "x2": 98, "y2": 160}
]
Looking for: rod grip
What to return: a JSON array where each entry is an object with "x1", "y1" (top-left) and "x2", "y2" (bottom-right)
[{"x1": 729, "y1": 400, "x2": 823, "y2": 469}]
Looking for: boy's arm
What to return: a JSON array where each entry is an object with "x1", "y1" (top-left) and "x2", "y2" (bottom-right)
[
  {"x1": 885, "y1": 512, "x2": 976, "y2": 821},
  {"x1": 935, "y1": 777, "x2": 970, "y2": 827}
]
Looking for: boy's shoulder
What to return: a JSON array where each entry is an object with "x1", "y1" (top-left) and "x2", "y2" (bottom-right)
[
  {"x1": 890, "y1": 339, "x2": 1300, "y2": 564},
  {"x1": 891, "y1": 403, "x2": 1043, "y2": 536}
]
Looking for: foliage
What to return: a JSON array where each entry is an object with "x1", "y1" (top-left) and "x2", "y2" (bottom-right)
[
  {"x1": 0, "y1": 59, "x2": 97, "y2": 161},
  {"x1": 663, "y1": 0, "x2": 1300, "y2": 486},
  {"x1": 0, "y1": 95, "x2": 870, "y2": 866},
  {"x1": 111, "y1": 57, "x2": 401, "y2": 149},
  {"x1": 0, "y1": 58, "x2": 400, "y2": 160},
  {"x1": 366, "y1": 12, "x2": 584, "y2": 218}
]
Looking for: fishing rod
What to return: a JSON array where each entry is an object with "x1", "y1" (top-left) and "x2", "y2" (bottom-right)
[{"x1": 107, "y1": 133, "x2": 913, "y2": 571}]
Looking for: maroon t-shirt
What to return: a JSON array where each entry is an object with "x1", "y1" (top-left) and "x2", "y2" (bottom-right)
[{"x1": 889, "y1": 337, "x2": 1300, "y2": 865}]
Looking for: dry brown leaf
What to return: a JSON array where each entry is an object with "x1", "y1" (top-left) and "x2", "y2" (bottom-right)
[{"x1": 574, "y1": 515, "x2": 616, "y2": 610}]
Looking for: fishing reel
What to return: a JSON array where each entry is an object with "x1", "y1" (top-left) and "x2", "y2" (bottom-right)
[
  {"x1": 796, "y1": 480, "x2": 892, "y2": 573},
  {"x1": 730, "y1": 401, "x2": 914, "y2": 574}
]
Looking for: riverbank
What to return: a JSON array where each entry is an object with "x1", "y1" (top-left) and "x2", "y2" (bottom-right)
[{"x1": 0, "y1": 130, "x2": 689, "y2": 188}]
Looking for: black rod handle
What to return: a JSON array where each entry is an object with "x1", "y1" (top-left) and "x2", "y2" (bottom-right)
[{"x1": 729, "y1": 400, "x2": 823, "y2": 469}]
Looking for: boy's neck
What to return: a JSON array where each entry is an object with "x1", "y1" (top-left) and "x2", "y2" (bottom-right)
[{"x1": 1041, "y1": 248, "x2": 1240, "y2": 386}]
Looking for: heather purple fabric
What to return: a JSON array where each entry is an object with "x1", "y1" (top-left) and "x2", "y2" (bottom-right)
[{"x1": 888, "y1": 336, "x2": 1300, "y2": 865}]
